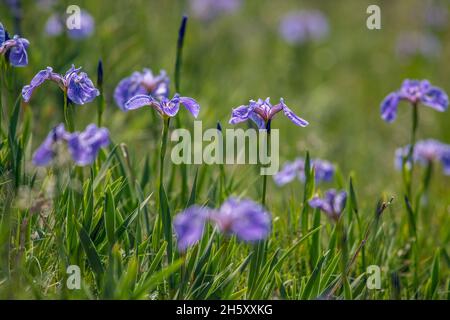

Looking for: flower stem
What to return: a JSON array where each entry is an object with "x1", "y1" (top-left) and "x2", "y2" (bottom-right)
[
  {"x1": 63, "y1": 91, "x2": 74, "y2": 132},
  {"x1": 159, "y1": 117, "x2": 170, "y2": 189}
]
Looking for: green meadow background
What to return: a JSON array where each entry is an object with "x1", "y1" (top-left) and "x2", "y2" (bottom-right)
[{"x1": 0, "y1": 0, "x2": 448, "y2": 299}]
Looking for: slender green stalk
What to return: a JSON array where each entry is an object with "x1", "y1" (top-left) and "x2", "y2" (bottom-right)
[
  {"x1": 405, "y1": 103, "x2": 418, "y2": 198},
  {"x1": 63, "y1": 91, "x2": 74, "y2": 132},
  {"x1": 159, "y1": 118, "x2": 170, "y2": 190}
]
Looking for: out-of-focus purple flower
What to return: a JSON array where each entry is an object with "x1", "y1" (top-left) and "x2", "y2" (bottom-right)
[
  {"x1": 423, "y1": 2, "x2": 448, "y2": 30},
  {"x1": 274, "y1": 157, "x2": 334, "y2": 186},
  {"x1": 44, "y1": 10, "x2": 95, "y2": 39},
  {"x1": 0, "y1": 22, "x2": 29, "y2": 67},
  {"x1": 395, "y1": 139, "x2": 450, "y2": 175},
  {"x1": 32, "y1": 124, "x2": 69, "y2": 166},
  {"x1": 395, "y1": 32, "x2": 441, "y2": 60},
  {"x1": 279, "y1": 10, "x2": 329, "y2": 45},
  {"x1": 114, "y1": 69, "x2": 169, "y2": 111},
  {"x1": 189, "y1": 0, "x2": 242, "y2": 21},
  {"x1": 229, "y1": 97, "x2": 308, "y2": 129},
  {"x1": 210, "y1": 197, "x2": 271, "y2": 242},
  {"x1": 66, "y1": 124, "x2": 110, "y2": 166},
  {"x1": 173, "y1": 197, "x2": 271, "y2": 251},
  {"x1": 22, "y1": 65, "x2": 99, "y2": 105},
  {"x1": 174, "y1": 206, "x2": 209, "y2": 251},
  {"x1": 125, "y1": 93, "x2": 200, "y2": 118},
  {"x1": 32, "y1": 123, "x2": 110, "y2": 167},
  {"x1": 380, "y1": 80, "x2": 448, "y2": 122},
  {"x1": 309, "y1": 189, "x2": 347, "y2": 222}
]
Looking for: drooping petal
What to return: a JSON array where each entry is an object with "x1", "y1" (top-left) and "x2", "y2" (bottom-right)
[
  {"x1": 421, "y1": 86, "x2": 449, "y2": 112},
  {"x1": 273, "y1": 159, "x2": 302, "y2": 186},
  {"x1": 22, "y1": 67, "x2": 54, "y2": 102},
  {"x1": 124, "y1": 94, "x2": 154, "y2": 111},
  {"x1": 249, "y1": 112, "x2": 266, "y2": 129},
  {"x1": 174, "y1": 206, "x2": 209, "y2": 251},
  {"x1": 280, "y1": 99, "x2": 309, "y2": 127},
  {"x1": 179, "y1": 96, "x2": 200, "y2": 118},
  {"x1": 309, "y1": 196, "x2": 333, "y2": 216},
  {"x1": 380, "y1": 92, "x2": 400, "y2": 123}
]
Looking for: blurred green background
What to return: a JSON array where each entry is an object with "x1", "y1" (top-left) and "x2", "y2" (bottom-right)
[{"x1": 1, "y1": 0, "x2": 449, "y2": 205}]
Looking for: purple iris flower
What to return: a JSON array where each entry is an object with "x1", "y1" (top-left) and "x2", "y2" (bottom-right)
[
  {"x1": 66, "y1": 124, "x2": 110, "y2": 166},
  {"x1": 22, "y1": 65, "x2": 99, "y2": 105},
  {"x1": 174, "y1": 206, "x2": 209, "y2": 251},
  {"x1": 229, "y1": 97, "x2": 308, "y2": 129},
  {"x1": 44, "y1": 10, "x2": 95, "y2": 39},
  {"x1": 274, "y1": 157, "x2": 334, "y2": 186},
  {"x1": 381, "y1": 80, "x2": 448, "y2": 123},
  {"x1": 124, "y1": 93, "x2": 200, "y2": 118},
  {"x1": 279, "y1": 10, "x2": 329, "y2": 45},
  {"x1": 395, "y1": 139, "x2": 450, "y2": 175},
  {"x1": 32, "y1": 123, "x2": 110, "y2": 167},
  {"x1": 174, "y1": 197, "x2": 271, "y2": 251},
  {"x1": 309, "y1": 189, "x2": 347, "y2": 222},
  {"x1": 114, "y1": 68, "x2": 170, "y2": 111},
  {"x1": 0, "y1": 22, "x2": 29, "y2": 67}
]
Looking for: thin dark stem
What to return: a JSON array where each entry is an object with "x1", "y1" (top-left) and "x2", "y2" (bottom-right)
[{"x1": 63, "y1": 91, "x2": 74, "y2": 132}]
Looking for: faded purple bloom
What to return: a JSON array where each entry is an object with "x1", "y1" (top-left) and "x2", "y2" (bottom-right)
[
  {"x1": 210, "y1": 197, "x2": 271, "y2": 242},
  {"x1": 67, "y1": 124, "x2": 110, "y2": 166},
  {"x1": 381, "y1": 80, "x2": 448, "y2": 122},
  {"x1": 309, "y1": 189, "x2": 347, "y2": 222},
  {"x1": 423, "y1": 2, "x2": 448, "y2": 30},
  {"x1": 0, "y1": 22, "x2": 29, "y2": 67},
  {"x1": 274, "y1": 157, "x2": 334, "y2": 186},
  {"x1": 32, "y1": 124, "x2": 69, "y2": 166},
  {"x1": 173, "y1": 197, "x2": 271, "y2": 251},
  {"x1": 230, "y1": 97, "x2": 308, "y2": 129},
  {"x1": 279, "y1": 10, "x2": 329, "y2": 45},
  {"x1": 125, "y1": 93, "x2": 200, "y2": 118},
  {"x1": 174, "y1": 206, "x2": 209, "y2": 251},
  {"x1": 395, "y1": 32, "x2": 441, "y2": 60},
  {"x1": 190, "y1": 0, "x2": 242, "y2": 21},
  {"x1": 45, "y1": 10, "x2": 95, "y2": 39},
  {"x1": 32, "y1": 123, "x2": 110, "y2": 167},
  {"x1": 22, "y1": 65, "x2": 99, "y2": 105},
  {"x1": 395, "y1": 139, "x2": 450, "y2": 175},
  {"x1": 114, "y1": 69, "x2": 169, "y2": 111}
]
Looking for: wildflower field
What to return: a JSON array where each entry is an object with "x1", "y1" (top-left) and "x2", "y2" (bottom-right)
[{"x1": 0, "y1": 0, "x2": 449, "y2": 300}]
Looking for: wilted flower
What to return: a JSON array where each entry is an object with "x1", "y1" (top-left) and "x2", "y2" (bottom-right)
[
  {"x1": 274, "y1": 157, "x2": 334, "y2": 186},
  {"x1": 189, "y1": 0, "x2": 242, "y2": 21},
  {"x1": 309, "y1": 189, "x2": 347, "y2": 222},
  {"x1": 174, "y1": 197, "x2": 271, "y2": 251},
  {"x1": 395, "y1": 139, "x2": 450, "y2": 175},
  {"x1": 125, "y1": 93, "x2": 200, "y2": 118},
  {"x1": 114, "y1": 68, "x2": 169, "y2": 111},
  {"x1": 229, "y1": 97, "x2": 308, "y2": 129},
  {"x1": 32, "y1": 123, "x2": 109, "y2": 167},
  {"x1": 22, "y1": 65, "x2": 100, "y2": 105},
  {"x1": 0, "y1": 22, "x2": 29, "y2": 67},
  {"x1": 395, "y1": 32, "x2": 441, "y2": 60},
  {"x1": 45, "y1": 10, "x2": 95, "y2": 39},
  {"x1": 380, "y1": 79, "x2": 448, "y2": 122},
  {"x1": 173, "y1": 206, "x2": 209, "y2": 251},
  {"x1": 279, "y1": 10, "x2": 329, "y2": 45}
]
